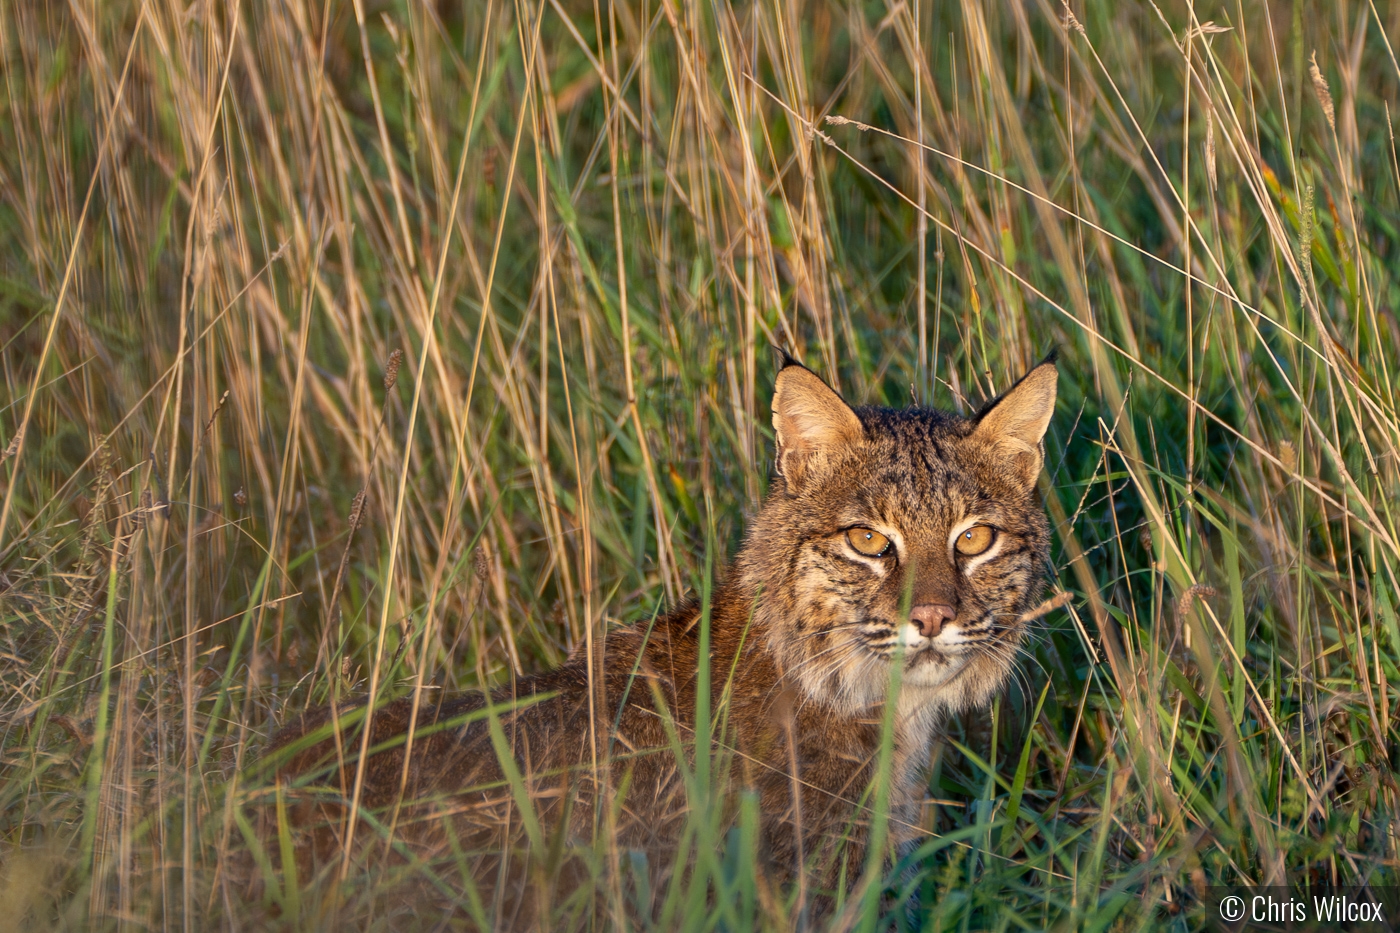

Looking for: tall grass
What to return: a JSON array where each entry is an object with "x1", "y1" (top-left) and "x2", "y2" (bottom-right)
[{"x1": 1, "y1": 0, "x2": 1398, "y2": 928}]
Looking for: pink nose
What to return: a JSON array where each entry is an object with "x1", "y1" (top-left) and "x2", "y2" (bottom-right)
[{"x1": 909, "y1": 603, "x2": 956, "y2": 638}]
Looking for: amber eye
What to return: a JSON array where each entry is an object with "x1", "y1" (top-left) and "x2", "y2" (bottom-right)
[
  {"x1": 846, "y1": 527, "x2": 892, "y2": 558},
  {"x1": 955, "y1": 525, "x2": 996, "y2": 557}
]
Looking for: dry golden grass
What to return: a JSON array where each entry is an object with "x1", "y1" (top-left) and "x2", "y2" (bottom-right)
[{"x1": 1, "y1": 0, "x2": 1399, "y2": 929}]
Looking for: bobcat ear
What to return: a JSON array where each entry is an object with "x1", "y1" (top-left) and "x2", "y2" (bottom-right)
[
  {"x1": 772, "y1": 359, "x2": 863, "y2": 492},
  {"x1": 973, "y1": 358, "x2": 1058, "y2": 488}
]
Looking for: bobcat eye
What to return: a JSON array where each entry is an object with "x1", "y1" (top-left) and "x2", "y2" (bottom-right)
[
  {"x1": 846, "y1": 527, "x2": 891, "y2": 558},
  {"x1": 955, "y1": 525, "x2": 995, "y2": 556}
]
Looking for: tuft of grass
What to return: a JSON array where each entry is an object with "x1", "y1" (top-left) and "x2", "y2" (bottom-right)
[{"x1": 2, "y1": 0, "x2": 1399, "y2": 929}]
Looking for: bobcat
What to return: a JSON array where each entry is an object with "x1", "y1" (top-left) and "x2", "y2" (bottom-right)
[{"x1": 263, "y1": 352, "x2": 1057, "y2": 921}]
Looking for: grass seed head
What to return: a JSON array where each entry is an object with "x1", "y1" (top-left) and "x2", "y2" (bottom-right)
[
  {"x1": 1310, "y1": 51, "x2": 1336, "y2": 132},
  {"x1": 348, "y1": 488, "x2": 368, "y2": 530},
  {"x1": 384, "y1": 348, "x2": 404, "y2": 391}
]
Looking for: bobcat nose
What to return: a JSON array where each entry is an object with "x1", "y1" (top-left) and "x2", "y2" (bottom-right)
[{"x1": 910, "y1": 603, "x2": 956, "y2": 638}]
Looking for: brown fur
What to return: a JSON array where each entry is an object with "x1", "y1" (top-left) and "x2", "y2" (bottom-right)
[{"x1": 259, "y1": 355, "x2": 1057, "y2": 921}]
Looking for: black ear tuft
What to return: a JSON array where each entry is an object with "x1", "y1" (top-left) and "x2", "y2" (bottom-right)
[
  {"x1": 1040, "y1": 347, "x2": 1059, "y2": 366},
  {"x1": 771, "y1": 345, "x2": 802, "y2": 372}
]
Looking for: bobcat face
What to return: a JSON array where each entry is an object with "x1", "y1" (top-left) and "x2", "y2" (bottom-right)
[{"x1": 737, "y1": 358, "x2": 1056, "y2": 717}]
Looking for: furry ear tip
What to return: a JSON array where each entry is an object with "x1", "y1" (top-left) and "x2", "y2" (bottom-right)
[
  {"x1": 973, "y1": 357, "x2": 1060, "y2": 432},
  {"x1": 1039, "y1": 348, "x2": 1059, "y2": 367}
]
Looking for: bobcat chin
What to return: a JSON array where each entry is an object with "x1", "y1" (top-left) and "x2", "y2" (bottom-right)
[{"x1": 262, "y1": 353, "x2": 1057, "y2": 920}]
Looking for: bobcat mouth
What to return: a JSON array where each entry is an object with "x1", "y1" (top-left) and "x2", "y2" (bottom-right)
[{"x1": 898, "y1": 641, "x2": 949, "y2": 661}]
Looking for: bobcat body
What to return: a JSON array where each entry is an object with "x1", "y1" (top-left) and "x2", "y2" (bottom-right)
[{"x1": 267, "y1": 354, "x2": 1058, "y2": 913}]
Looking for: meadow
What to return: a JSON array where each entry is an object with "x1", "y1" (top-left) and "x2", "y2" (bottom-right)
[{"x1": 1, "y1": 0, "x2": 1398, "y2": 928}]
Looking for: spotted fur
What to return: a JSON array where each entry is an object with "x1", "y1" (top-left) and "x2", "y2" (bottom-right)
[{"x1": 261, "y1": 355, "x2": 1057, "y2": 919}]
